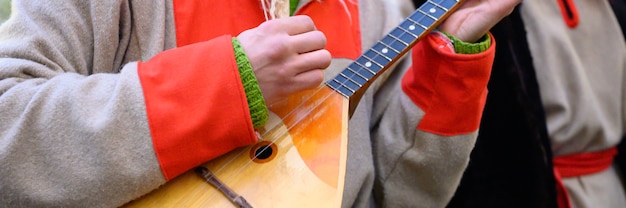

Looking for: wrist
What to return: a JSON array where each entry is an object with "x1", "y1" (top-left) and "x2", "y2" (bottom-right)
[{"x1": 232, "y1": 37, "x2": 269, "y2": 129}]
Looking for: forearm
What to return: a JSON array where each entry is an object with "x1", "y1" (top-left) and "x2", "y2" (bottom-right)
[
  {"x1": 371, "y1": 32, "x2": 495, "y2": 206},
  {"x1": 0, "y1": 64, "x2": 165, "y2": 207},
  {"x1": 0, "y1": 1, "x2": 258, "y2": 206}
]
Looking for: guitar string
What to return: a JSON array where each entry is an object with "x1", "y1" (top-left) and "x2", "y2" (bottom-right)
[
  {"x1": 228, "y1": 0, "x2": 454, "y2": 171},
  {"x1": 205, "y1": 0, "x2": 450, "y2": 189},
  {"x1": 199, "y1": 85, "x2": 336, "y2": 205},
  {"x1": 204, "y1": 0, "x2": 451, "y2": 194},
  {"x1": 328, "y1": 0, "x2": 449, "y2": 97},
  {"x1": 197, "y1": 0, "x2": 454, "y2": 204}
]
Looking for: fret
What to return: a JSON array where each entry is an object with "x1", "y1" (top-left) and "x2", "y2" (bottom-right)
[
  {"x1": 380, "y1": 36, "x2": 409, "y2": 54},
  {"x1": 413, "y1": 11, "x2": 435, "y2": 28},
  {"x1": 349, "y1": 63, "x2": 376, "y2": 77},
  {"x1": 328, "y1": 78, "x2": 356, "y2": 96},
  {"x1": 369, "y1": 47, "x2": 393, "y2": 62},
  {"x1": 338, "y1": 72, "x2": 363, "y2": 87},
  {"x1": 326, "y1": 0, "x2": 463, "y2": 98},
  {"x1": 341, "y1": 68, "x2": 368, "y2": 86},
  {"x1": 438, "y1": 0, "x2": 460, "y2": 10},
  {"x1": 389, "y1": 27, "x2": 419, "y2": 47},
  {"x1": 399, "y1": 20, "x2": 426, "y2": 42},
  {"x1": 417, "y1": 8, "x2": 438, "y2": 22},
  {"x1": 353, "y1": 59, "x2": 378, "y2": 74},
  {"x1": 406, "y1": 17, "x2": 429, "y2": 30},
  {"x1": 329, "y1": 77, "x2": 354, "y2": 93},
  {"x1": 326, "y1": 83, "x2": 350, "y2": 97},
  {"x1": 361, "y1": 54, "x2": 384, "y2": 69},
  {"x1": 387, "y1": 33, "x2": 409, "y2": 47},
  {"x1": 397, "y1": 26, "x2": 418, "y2": 39},
  {"x1": 420, "y1": 0, "x2": 452, "y2": 21},
  {"x1": 377, "y1": 41, "x2": 401, "y2": 54},
  {"x1": 428, "y1": 0, "x2": 448, "y2": 12},
  {"x1": 346, "y1": 67, "x2": 370, "y2": 82}
]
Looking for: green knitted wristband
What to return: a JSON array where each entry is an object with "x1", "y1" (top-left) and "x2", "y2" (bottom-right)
[
  {"x1": 290, "y1": 0, "x2": 299, "y2": 15},
  {"x1": 232, "y1": 38, "x2": 269, "y2": 129},
  {"x1": 443, "y1": 32, "x2": 491, "y2": 54}
]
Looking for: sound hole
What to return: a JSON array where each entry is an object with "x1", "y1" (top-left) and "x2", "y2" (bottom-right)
[
  {"x1": 249, "y1": 141, "x2": 277, "y2": 163},
  {"x1": 255, "y1": 146, "x2": 272, "y2": 159}
]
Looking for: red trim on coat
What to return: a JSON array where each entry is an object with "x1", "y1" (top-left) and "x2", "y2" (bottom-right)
[
  {"x1": 401, "y1": 33, "x2": 496, "y2": 136},
  {"x1": 146, "y1": 0, "x2": 363, "y2": 180},
  {"x1": 556, "y1": 0, "x2": 580, "y2": 28},
  {"x1": 137, "y1": 36, "x2": 257, "y2": 180},
  {"x1": 297, "y1": 0, "x2": 362, "y2": 59},
  {"x1": 552, "y1": 147, "x2": 618, "y2": 208}
]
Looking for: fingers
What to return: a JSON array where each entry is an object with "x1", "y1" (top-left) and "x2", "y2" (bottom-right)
[
  {"x1": 290, "y1": 68, "x2": 325, "y2": 92},
  {"x1": 289, "y1": 30, "x2": 327, "y2": 53},
  {"x1": 261, "y1": 15, "x2": 317, "y2": 35},
  {"x1": 492, "y1": 0, "x2": 522, "y2": 16},
  {"x1": 254, "y1": 49, "x2": 329, "y2": 104},
  {"x1": 439, "y1": 0, "x2": 522, "y2": 42},
  {"x1": 276, "y1": 49, "x2": 329, "y2": 96},
  {"x1": 239, "y1": 15, "x2": 331, "y2": 104},
  {"x1": 291, "y1": 48, "x2": 332, "y2": 73}
]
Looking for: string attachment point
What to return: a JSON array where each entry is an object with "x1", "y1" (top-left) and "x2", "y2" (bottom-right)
[{"x1": 195, "y1": 166, "x2": 254, "y2": 208}]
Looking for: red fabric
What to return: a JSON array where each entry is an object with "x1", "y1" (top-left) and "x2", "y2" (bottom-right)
[
  {"x1": 172, "y1": 0, "x2": 361, "y2": 59},
  {"x1": 552, "y1": 147, "x2": 618, "y2": 208},
  {"x1": 297, "y1": 0, "x2": 361, "y2": 59},
  {"x1": 556, "y1": 0, "x2": 580, "y2": 28},
  {"x1": 142, "y1": 0, "x2": 363, "y2": 180},
  {"x1": 172, "y1": 0, "x2": 266, "y2": 47},
  {"x1": 553, "y1": 169, "x2": 573, "y2": 208},
  {"x1": 401, "y1": 33, "x2": 495, "y2": 136},
  {"x1": 137, "y1": 36, "x2": 257, "y2": 180}
]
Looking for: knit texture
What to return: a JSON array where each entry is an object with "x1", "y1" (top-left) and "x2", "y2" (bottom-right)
[
  {"x1": 232, "y1": 38, "x2": 269, "y2": 129},
  {"x1": 444, "y1": 32, "x2": 491, "y2": 54}
]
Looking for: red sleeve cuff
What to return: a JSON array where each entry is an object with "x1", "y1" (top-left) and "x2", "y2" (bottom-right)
[
  {"x1": 138, "y1": 35, "x2": 257, "y2": 180},
  {"x1": 401, "y1": 32, "x2": 496, "y2": 136}
]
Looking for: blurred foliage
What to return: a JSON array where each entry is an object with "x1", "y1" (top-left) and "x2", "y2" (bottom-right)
[{"x1": 0, "y1": 0, "x2": 10, "y2": 24}]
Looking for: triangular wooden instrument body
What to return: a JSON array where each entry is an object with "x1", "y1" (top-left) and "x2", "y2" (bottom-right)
[{"x1": 124, "y1": 86, "x2": 349, "y2": 207}]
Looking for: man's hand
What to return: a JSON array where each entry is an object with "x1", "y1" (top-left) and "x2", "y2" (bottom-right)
[
  {"x1": 439, "y1": 0, "x2": 523, "y2": 42},
  {"x1": 237, "y1": 15, "x2": 331, "y2": 105}
]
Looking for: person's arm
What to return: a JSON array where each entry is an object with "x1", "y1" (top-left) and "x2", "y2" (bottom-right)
[
  {"x1": 371, "y1": 32, "x2": 495, "y2": 207},
  {"x1": 0, "y1": 1, "x2": 331, "y2": 206},
  {"x1": 369, "y1": 0, "x2": 518, "y2": 206},
  {"x1": 0, "y1": 1, "x2": 170, "y2": 207},
  {"x1": 0, "y1": 1, "x2": 298, "y2": 207},
  {"x1": 0, "y1": 1, "x2": 254, "y2": 207}
]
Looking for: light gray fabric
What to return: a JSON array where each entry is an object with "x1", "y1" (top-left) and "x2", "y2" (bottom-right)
[
  {"x1": 563, "y1": 165, "x2": 626, "y2": 208},
  {"x1": 522, "y1": 0, "x2": 625, "y2": 156},
  {"x1": 0, "y1": 0, "x2": 479, "y2": 207},
  {"x1": 521, "y1": 1, "x2": 626, "y2": 207},
  {"x1": 0, "y1": 0, "x2": 175, "y2": 207},
  {"x1": 341, "y1": 1, "x2": 478, "y2": 207}
]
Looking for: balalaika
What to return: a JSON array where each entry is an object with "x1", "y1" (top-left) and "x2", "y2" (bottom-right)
[{"x1": 124, "y1": 0, "x2": 465, "y2": 207}]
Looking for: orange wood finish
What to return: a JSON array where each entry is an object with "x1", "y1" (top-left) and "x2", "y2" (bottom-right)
[{"x1": 124, "y1": 86, "x2": 349, "y2": 207}]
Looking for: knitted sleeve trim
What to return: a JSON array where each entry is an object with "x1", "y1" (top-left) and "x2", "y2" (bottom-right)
[
  {"x1": 290, "y1": 0, "x2": 299, "y2": 15},
  {"x1": 232, "y1": 38, "x2": 269, "y2": 129},
  {"x1": 443, "y1": 32, "x2": 492, "y2": 54}
]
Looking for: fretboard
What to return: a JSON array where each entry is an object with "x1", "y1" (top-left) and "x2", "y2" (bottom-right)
[{"x1": 326, "y1": 0, "x2": 462, "y2": 98}]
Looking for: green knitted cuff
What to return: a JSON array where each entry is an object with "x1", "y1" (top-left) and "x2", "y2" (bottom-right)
[
  {"x1": 232, "y1": 38, "x2": 269, "y2": 129},
  {"x1": 290, "y1": 0, "x2": 299, "y2": 15},
  {"x1": 443, "y1": 32, "x2": 491, "y2": 54}
]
